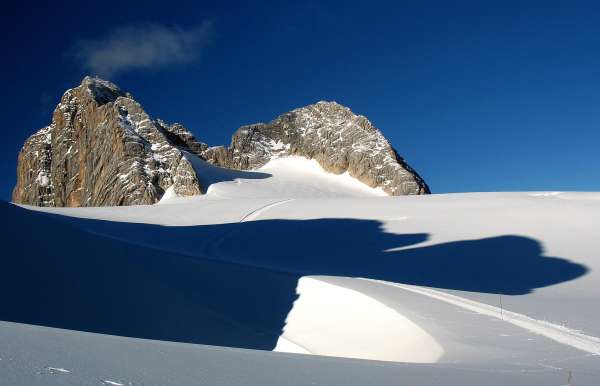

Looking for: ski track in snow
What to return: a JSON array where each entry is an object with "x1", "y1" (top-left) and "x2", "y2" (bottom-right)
[
  {"x1": 239, "y1": 198, "x2": 294, "y2": 222},
  {"x1": 363, "y1": 279, "x2": 600, "y2": 356},
  {"x1": 200, "y1": 198, "x2": 294, "y2": 259},
  {"x1": 45, "y1": 366, "x2": 71, "y2": 374},
  {"x1": 101, "y1": 380, "x2": 124, "y2": 386}
]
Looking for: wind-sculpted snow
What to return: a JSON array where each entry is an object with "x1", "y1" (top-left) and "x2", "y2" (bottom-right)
[{"x1": 1, "y1": 200, "x2": 587, "y2": 342}]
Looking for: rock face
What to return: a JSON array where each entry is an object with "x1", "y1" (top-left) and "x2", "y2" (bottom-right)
[
  {"x1": 13, "y1": 77, "x2": 207, "y2": 207},
  {"x1": 13, "y1": 77, "x2": 429, "y2": 207},
  {"x1": 202, "y1": 101, "x2": 429, "y2": 195}
]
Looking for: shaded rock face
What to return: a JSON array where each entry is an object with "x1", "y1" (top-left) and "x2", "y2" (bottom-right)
[
  {"x1": 13, "y1": 77, "x2": 429, "y2": 207},
  {"x1": 13, "y1": 77, "x2": 206, "y2": 207},
  {"x1": 202, "y1": 102, "x2": 429, "y2": 195}
]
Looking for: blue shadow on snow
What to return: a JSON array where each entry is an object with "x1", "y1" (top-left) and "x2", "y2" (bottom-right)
[{"x1": 0, "y1": 201, "x2": 588, "y2": 351}]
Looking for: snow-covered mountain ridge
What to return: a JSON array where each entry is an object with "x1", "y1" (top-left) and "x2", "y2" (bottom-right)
[
  {"x1": 202, "y1": 100, "x2": 429, "y2": 195},
  {"x1": 12, "y1": 77, "x2": 428, "y2": 207}
]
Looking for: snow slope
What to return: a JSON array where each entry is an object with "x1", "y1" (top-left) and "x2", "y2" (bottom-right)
[
  {"x1": 180, "y1": 154, "x2": 388, "y2": 200},
  {"x1": 273, "y1": 276, "x2": 444, "y2": 363},
  {"x1": 1, "y1": 321, "x2": 573, "y2": 386},
  {"x1": 3, "y1": 156, "x2": 600, "y2": 385}
]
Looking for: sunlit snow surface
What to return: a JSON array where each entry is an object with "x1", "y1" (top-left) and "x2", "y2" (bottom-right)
[
  {"x1": 176, "y1": 155, "x2": 388, "y2": 200},
  {"x1": 3, "y1": 156, "x2": 600, "y2": 385}
]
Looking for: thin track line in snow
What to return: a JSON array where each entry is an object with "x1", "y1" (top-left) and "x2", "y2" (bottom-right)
[
  {"x1": 239, "y1": 199, "x2": 294, "y2": 222},
  {"x1": 360, "y1": 279, "x2": 600, "y2": 356}
]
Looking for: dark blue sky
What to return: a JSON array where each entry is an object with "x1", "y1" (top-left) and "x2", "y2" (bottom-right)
[{"x1": 2, "y1": 1, "x2": 599, "y2": 198}]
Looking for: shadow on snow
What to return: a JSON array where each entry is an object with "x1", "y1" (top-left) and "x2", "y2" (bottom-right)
[{"x1": 0, "y1": 201, "x2": 588, "y2": 351}]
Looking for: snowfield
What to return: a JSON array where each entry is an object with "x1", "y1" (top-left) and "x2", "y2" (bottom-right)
[{"x1": 2, "y1": 155, "x2": 600, "y2": 385}]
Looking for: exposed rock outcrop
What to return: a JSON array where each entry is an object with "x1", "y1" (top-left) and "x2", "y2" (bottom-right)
[
  {"x1": 13, "y1": 77, "x2": 429, "y2": 207},
  {"x1": 13, "y1": 77, "x2": 206, "y2": 206},
  {"x1": 202, "y1": 101, "x2": 429, "y2": 195}
]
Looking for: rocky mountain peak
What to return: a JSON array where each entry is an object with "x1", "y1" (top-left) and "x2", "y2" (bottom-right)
[
  {"x1": 13, "y1": 77, "x2": 205, "y2": 207},
  {"x1": 79, "y1": 76, "x2": 130, "y2": 105},
  {"x1": 203, "y1": 100, "x2": 430, "y2": 195},
  {"x1": 13, "y1": 77, "x2": 429, "y2": 207}
]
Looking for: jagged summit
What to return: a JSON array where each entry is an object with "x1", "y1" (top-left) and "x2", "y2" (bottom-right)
[
  {"x1": 13, "y1": 77, "x2": 206, "y2": 207},
  {"x1": 80, "y1": 76, "x2": 130, "y2": 105},
  {"x1": 203, "y1": 100, "x2": 430, "y2": 195},
  {"x1": 13, "y1": 77, "x2": 429, "y2": 207}
]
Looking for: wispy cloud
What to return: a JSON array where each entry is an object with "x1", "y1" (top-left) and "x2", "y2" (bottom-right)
[{"x1": 72, "y1": 22, "x2": 214, "y2": 78}]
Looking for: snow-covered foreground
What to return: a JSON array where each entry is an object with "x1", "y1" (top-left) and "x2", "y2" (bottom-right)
[
  {"x1": 1, "y1": 321, "x2": 577, "y2": 386},
  {"x1": 2, "y1": 156, "x2": 600, "y2": 384}
]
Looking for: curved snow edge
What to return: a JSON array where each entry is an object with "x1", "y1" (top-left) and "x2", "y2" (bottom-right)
[{"x1": 274, "y1": 276, "x2": 444, "y2": 363}]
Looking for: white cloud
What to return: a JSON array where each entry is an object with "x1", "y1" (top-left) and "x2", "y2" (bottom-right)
[{"x1": 73, "y1": 22, "x2": 214, "y2": 78}]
